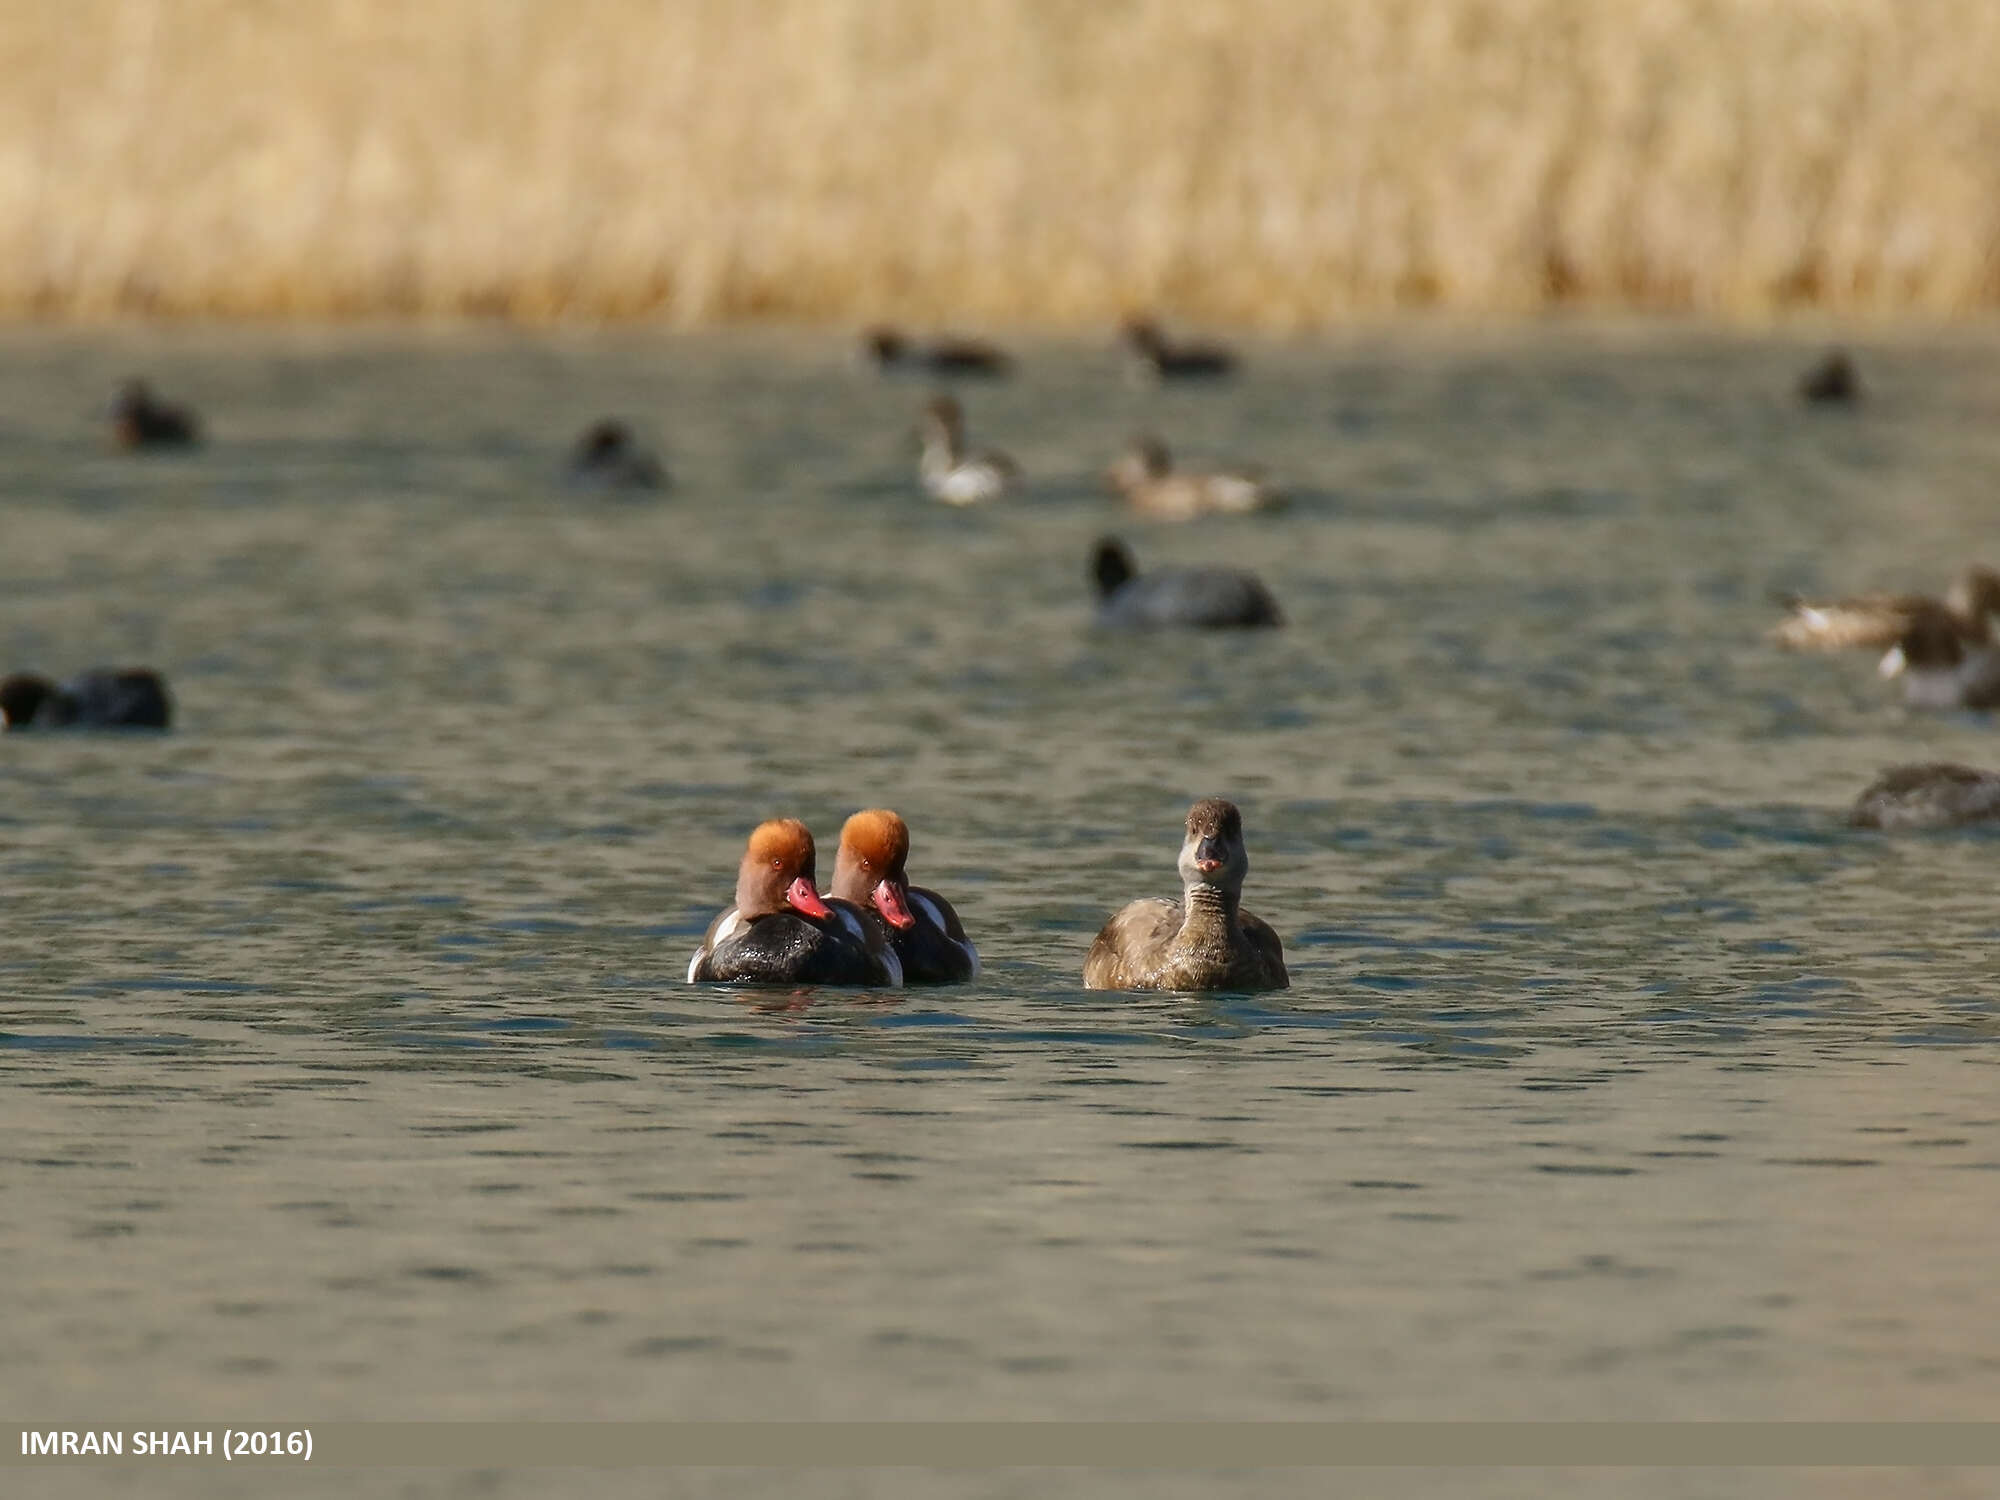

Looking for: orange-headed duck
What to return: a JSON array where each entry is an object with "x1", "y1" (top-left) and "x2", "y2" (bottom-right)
[
  {"x1": 1, "y1": 669, "x2": 171, "y2": 730},
  {"x1": 109, "y1": 379, "x2": 200, "y2": 450},
  {"x1": 1105, "y1": 435, "x2": 1284, "y2": 520},
  {"x1": 1083, "y1": 798, "x2": 1288, "y2": 993},
  {"x1": 829, "y1": 809, "x2": 979, "y2": 985},
  {"x1": 1091, "y1": 537, "x2": 1282, "y2": 630},
  {"x1": 1120, "y1": 318, "x2": 1237, "y2": 380},
  {"x1": 687, "y1": 819, "x2": 902, "y2": 987},
  {"x1": 567, "y1": 419, "x2": 667, "y2": 491},
  {"x1": 1851, "y1": 763, "x2": 2000, "y2": 829},
  {"x1": 1773, "y1": 566, "x2": 2000, "y2": 706},
  {"x1": 918, "y1": 394, "x2": 1019, "y2": 505},
  {"x1": 1800, "y1": 350, "x2": 1860, "y2": 406},
  {"x1": 864, "y1": 327, "x2": 1013, "y2": 378}
]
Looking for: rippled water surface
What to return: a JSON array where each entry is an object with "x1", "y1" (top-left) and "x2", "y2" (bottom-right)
[{"x1": 6, "y1": 327, "x2": 2000, "y2": 1491}]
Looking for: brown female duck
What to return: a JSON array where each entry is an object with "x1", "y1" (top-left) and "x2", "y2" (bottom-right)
[{"x1": 1083, "y1": 798, "x2": 1288, "y2": 993}]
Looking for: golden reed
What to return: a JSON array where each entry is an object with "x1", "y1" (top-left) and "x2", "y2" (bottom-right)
[{"x1": 5, "y1": 0, "x2": 1996, "y2": 324}]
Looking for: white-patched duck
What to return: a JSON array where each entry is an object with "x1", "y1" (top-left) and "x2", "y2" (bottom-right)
[
  {"x1": 918, "y1": 395, "x2": 1019, "y2": 505},
  {"x1": 687, "y1": 819, "x2": 903, "y2": 987},
  {"x1": 1083, "y1": 798, "x2": 1288, "y2": 993},
  {"x1": 1105, "y1": 435, "x2": 1283, "y2": 520},
  {"x1": 1773, "y1": 566, "x2": 2000, "y2": 708},
  {"x1": 829, "y1": 809, "x2": 979, "y2": 985}
]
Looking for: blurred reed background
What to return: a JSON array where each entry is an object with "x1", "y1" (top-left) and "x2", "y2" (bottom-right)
[{"x1": 4, "y1": 0, "x2": 1998, "y2": 325}]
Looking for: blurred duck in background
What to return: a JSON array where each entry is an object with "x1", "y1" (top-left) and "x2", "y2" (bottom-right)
[
  {"x1": 1090, "y1": 537, "x2": 1282, "y2": 630},
  {"x1": 108, "y1": 378, "x2": 200, "y2": 450},
  {"x1": 1120, "y1": 317, "x2": 1237, "y2": 380},
  {"x1": 918, "y1": 394, "x2": 1019, "y2": 505},
  {"x1": 1, "y1": 668, "x2": 172, "y2": 730},
  {"x1": 1772, "y1": 565, "x2": 2000, "y2": 708},
  {"x1": 863, "y1": 326, "x2": 1012, "y2": 378},
  {"x1": 1799, "y1": 349, "x2": 1861, "y2": 405},
  {"x1": 1105, "y1": 434, "x2": 1284, "y2": 520},
  {"x1": 566, "y1": 419, "x2": 667, "y2": 491},
  {"x1": 1850, "y1": 763, "x2": 2000, "y2": 830}
]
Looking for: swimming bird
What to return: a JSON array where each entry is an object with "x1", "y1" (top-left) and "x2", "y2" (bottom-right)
[
  {"x1": 108, "y1": 379, "x2": 200, "y2": 449},
  {"x1": 1772, "y1": 566, "x2": 2000, "y2": 705},
  {"x1": 1850, "y1": 763, "x2": 2000, "y2": 830},
  {"x1": 566, "y1": 419, "x2": 667, "y2": 491},
  {"x1": 1799, "y1": 350, "x2": 1861, "y2": 406},
  {"x1": 1876, "y1": 613, "x2": 2000, "y2": 711},
  {"x1": 687, "y1": 819, "x2": 903, "y2": 987},
  {"x1": 863, "y1": 327, "x2": 1012, "y2": 378},
  {"x1": 1083, "y1": 797, "x2": 1288, "y2": 992},
  {"x1": 1091, "y1": 537, "x2": 1282, "y2": 630},
  {"x1": 918, "y1": 395, "x2": 1019, "y2": 505},
  {"x1": 1120, "y1": 318, "x2": 1237, "y2": 380},
  {"x1": 1105, "y1": 435, "x2": 1284, "y2": 520},
  {"x1": 829, "y1": 809, "x2": 979, "y2": 985},
  {"x1": 1, "y1": 669, "x2": 172, "y2": 730}
]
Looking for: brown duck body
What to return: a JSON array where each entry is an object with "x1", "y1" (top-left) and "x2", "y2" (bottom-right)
[
  {"x1": 1850, "y1": 763, "x2": 2000, "y2": 830},
  {"x1": 1083, "y1": 889, "x2": 1287, "y2": 992},
  {"x1": 1082, "y1": 796, "x2": 1288, "y2": 993}
]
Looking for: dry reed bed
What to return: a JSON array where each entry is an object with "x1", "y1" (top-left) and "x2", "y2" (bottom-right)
[{"x1": 3, "y1": 0, "x2": 1998, "y2": 323}]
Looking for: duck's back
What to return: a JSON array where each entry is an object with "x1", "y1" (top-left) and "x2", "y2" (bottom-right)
[
  {"x1": 62, "y1": 669, "x2": 171, "y2": 729},
  {"x1": 1083, "y1": 897, "x2": 1182, "y2": 989},
  {"x1": 1098, "y1": 569, "x2": 1282, "y2": 629},
  {"x1": 1851, "y1": 763, "x2": 2000, "y2": 830},
  {"x1": 694, "y1": 910, "x2": 886, "y2": 985},
  {"x1": 896, "y1": 886, "x2": 980, "y2": 983}
]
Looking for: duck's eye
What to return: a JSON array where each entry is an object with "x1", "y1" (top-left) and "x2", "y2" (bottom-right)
[
  {"x1": 860, "y1": 858, "x2": 872, "y2": 871},
  {"x1": 770, "y1": 858, "x2": 783, "y2": 870}
]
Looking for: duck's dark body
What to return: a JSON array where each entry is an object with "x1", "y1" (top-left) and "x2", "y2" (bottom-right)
[
  {"x1": 891, "y1": 886, "x2": 979, "y2": 984},
  {"x1": 1091, "y1": 539, "x2": 1281, "y2": 630},
  {"x1": 1, "y1": 669, "x2": 172, "y2": 730},
  {"x1": 1850, "y1": 763, "x2": 2000, "y2": 831},
  {"x1": 688, "y1": 902, "x2": 899, "y2": 987}
]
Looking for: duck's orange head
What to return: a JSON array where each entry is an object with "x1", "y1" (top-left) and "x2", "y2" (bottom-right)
[
  {"x1": 831, "y1": 809, "x2": 914, "y2": 929},
  {"x1": 735, "y1": 818, "x2": 830, "y2": 920}
]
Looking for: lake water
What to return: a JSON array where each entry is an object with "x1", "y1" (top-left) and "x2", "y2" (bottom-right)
[{"x1": 5, "y1": 326, "x2": 2000, "y2": 1500}]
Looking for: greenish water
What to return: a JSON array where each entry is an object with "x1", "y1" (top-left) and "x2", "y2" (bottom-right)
[{"x1": 5, "y1": 328, "x2": 2000, "y2": 1498}]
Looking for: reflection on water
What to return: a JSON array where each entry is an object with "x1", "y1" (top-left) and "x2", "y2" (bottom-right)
[{"x1": 5, "y1": 331, "x2": 2000, "y2": 1467}]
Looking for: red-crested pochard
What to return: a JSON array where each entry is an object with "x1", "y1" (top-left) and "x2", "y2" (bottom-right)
[
  {"x1": 687, "y1": 819, "x2": 903, "y2": 987},
  {"x1": 1083, "y1": 798, "x2": 1288, "y2": 993},
  {"x1": 829, "y1": 809, "x2": 979, "y2": 985}
]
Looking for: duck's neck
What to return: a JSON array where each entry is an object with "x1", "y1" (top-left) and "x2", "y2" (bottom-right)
[
  {"x1": 921, "y1": 425, "x2": 963, "y2": 471},
  {"x1": 1172, "y1": 880, "x2": 1242, "y2": 961}
]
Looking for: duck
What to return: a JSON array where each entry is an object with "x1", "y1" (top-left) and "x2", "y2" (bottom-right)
[
  {"x1": 863, "y1": 326, "x2": 1012, "y2": 378},
  {"x1": 1090, "y1": 537, "x2": 1282, "y2": 630},
  {"x1": 829, "y1": 809, "x2": 979, "y2": 984},
  {"x1": 1799, "y1": 349, "x2": 1860, "y2": 406},
  {"x1": 1083, "y1": 797, "x2": 1288, "y2": 992},
  {"x1": 1, "y1": 668, "x2": 172, "y2": 730},
  {"x1": 687, "y1": 819, "x2": 902, "y2": 987},
  {"x1": 1105, "y1": 435, "x2": 1283, "y2": 520},
  {"x1": 918, "y1": 394, "x2": 1019, "y2": 505},
  {"x1": 108, "y1": 379, "x2": 200, "y2": 449},
  {"x1": 1772, "y1": 565, "x2": 2000, "y2": 704},
  {"x1": 1119, "y1": 318, "x2": 1237, "y2": 380},
  {"x1": 1850, "y1": 763, "x2": 2000, "y2": 830},
  {"x1": 566, "y1": 419, "x2": 667, "y2": 490},
  {"x1": 1877, "y1": 613, "x2": 2000, "y2": 711}
]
